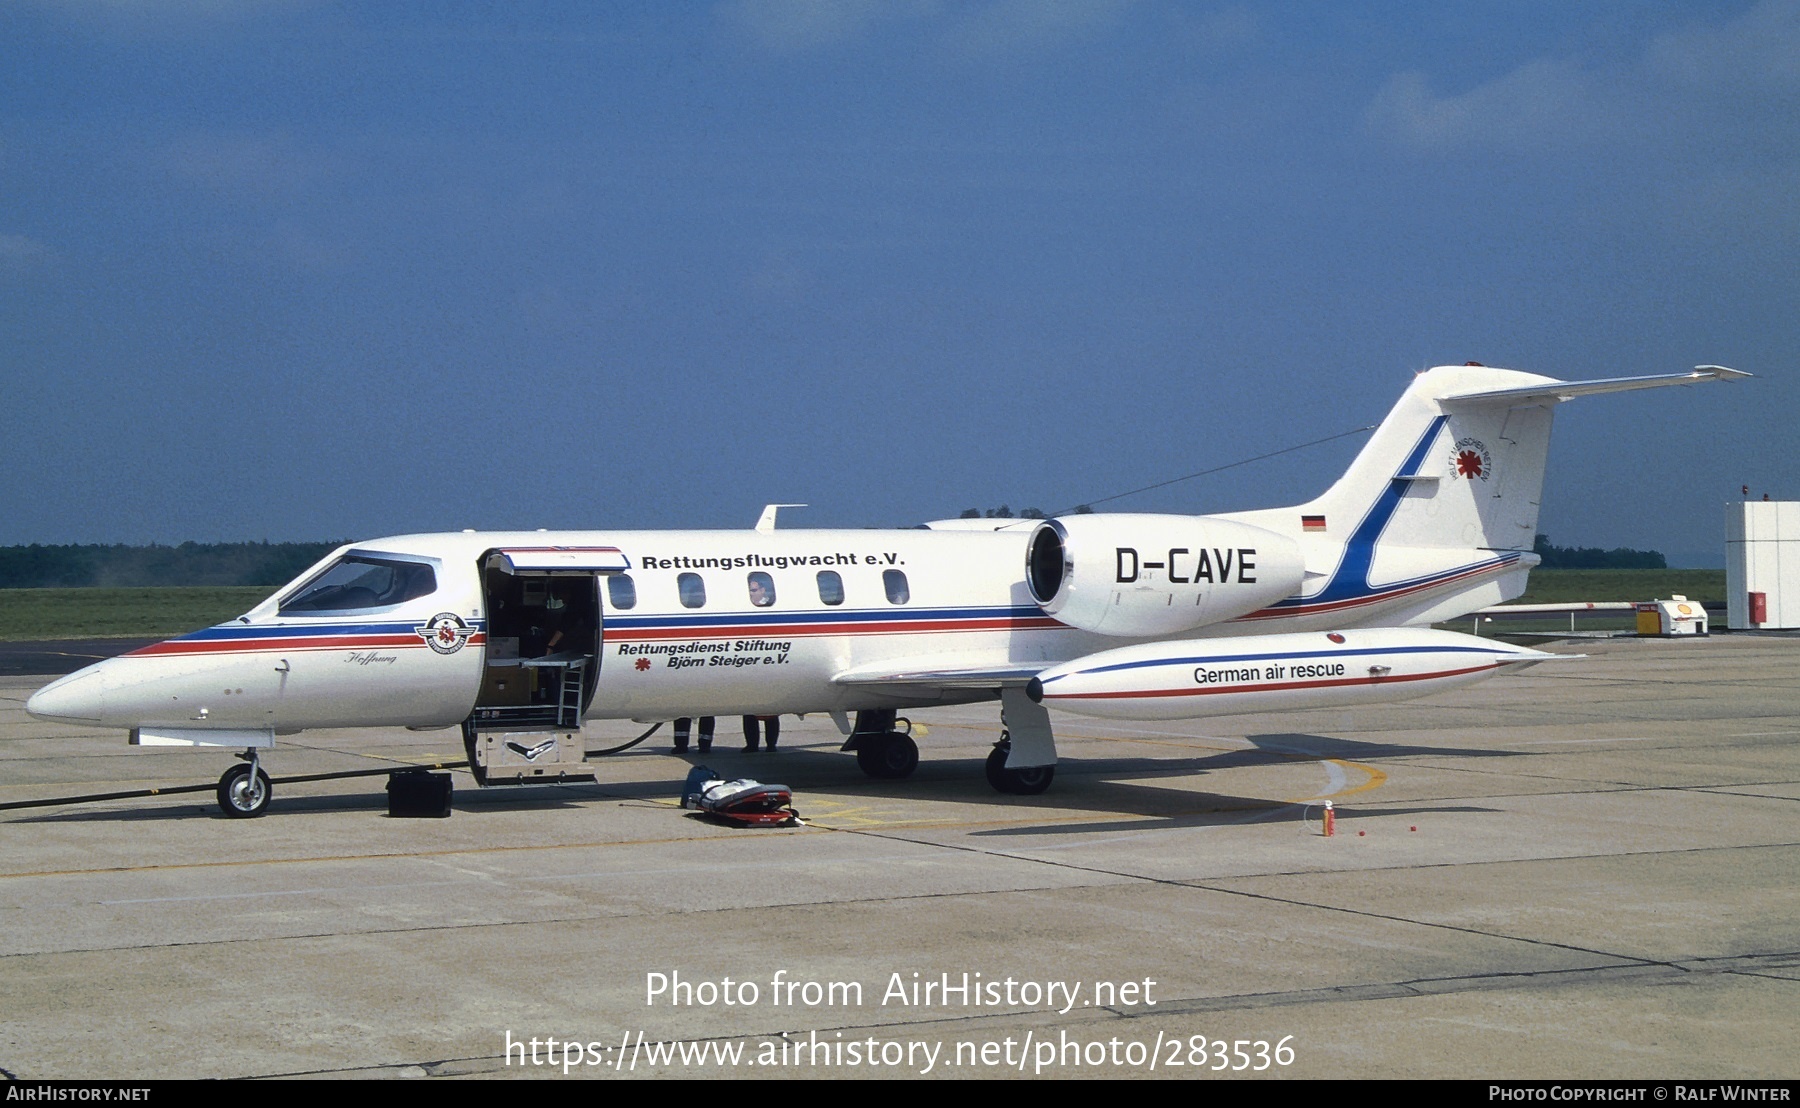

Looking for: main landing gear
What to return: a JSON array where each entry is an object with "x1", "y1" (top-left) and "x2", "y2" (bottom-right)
[
  {"x1": 848, "y1": 711, "x2": 920, "y2": 780},
  {"x1": 985, "y1": 733, "x2": 1055, "y2": 795},
  {"x1": 855, "y1": 731, "x2": 920, "y2": 779},
  {"x1": 847, "y1": 705, "x2": 1057, "y2": 794},
  {"x1": 217, "y1": 749, "x2": 272, "y2": 818}
]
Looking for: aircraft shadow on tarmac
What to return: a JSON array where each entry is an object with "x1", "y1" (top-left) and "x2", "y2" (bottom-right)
[
  {"x1": 6, "y1": 730, "x2": 1520, "y2": 827},
  {"x1": 963, "y1": 797, "x2": 1504, "y2": 838},
  {"x1": 636, "y1": 733, "x2": 1514, "y2": 836},
  {"x1": 1239, "y1": 731, "x2": 1523, "y2": 761},
  {"x1": 952, "y1": 730, "x2": 1513, "y2": 837},
  {"x1": 5, "y1": 779, "x2": 605, "y2": 824}
]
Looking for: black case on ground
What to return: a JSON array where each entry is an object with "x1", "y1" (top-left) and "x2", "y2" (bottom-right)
[{"x1": 387, "y1": 771, "x2": 453, "y2": 818}]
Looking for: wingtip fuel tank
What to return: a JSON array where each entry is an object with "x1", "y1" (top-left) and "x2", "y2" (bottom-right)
[{"x1": 1027, "y1": 626, "x2": 1553, "y2": 721}]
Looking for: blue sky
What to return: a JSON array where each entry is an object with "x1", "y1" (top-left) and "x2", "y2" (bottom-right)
[{"x1": 2, "y1": 1, "x2": 1793, "y2": 567}]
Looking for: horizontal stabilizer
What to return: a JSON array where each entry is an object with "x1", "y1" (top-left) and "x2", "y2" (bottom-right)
[{"x1": 1439, "y1": 366, "x2": 1749, "y2": 410}]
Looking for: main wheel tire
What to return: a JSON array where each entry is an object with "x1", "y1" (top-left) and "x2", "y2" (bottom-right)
[
  {"x1": 984, "y1": 740, "x2": 1055, "y2": 796},
  {"x1": 855, "y1": 732, "x2": 919, "y2": 780},
  {"x1": 1003, "y1": 762, "x2": 1055, "y2": 795},
  {"x1": 217, "y1": 763, "x2": 272, "y2": 818},
  {"x1": 984, "y1": 740, "x2": 1011, "y2": 791}
]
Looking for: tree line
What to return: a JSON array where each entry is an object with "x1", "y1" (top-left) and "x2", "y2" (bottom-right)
[
  {"x1": 1532, "y1": 534, "x2": 1665, "y2": 569},
  {"x1": 957, "y1": 505, "x2": 1094, "y2": 519},
  {"x1": 0, "y1": 542, "x2": 343, "y2": 589}
]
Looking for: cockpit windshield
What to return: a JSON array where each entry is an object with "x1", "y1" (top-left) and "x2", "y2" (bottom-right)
[{"x1": 279, "y1": 554, "x2": 437, "y2": 614}]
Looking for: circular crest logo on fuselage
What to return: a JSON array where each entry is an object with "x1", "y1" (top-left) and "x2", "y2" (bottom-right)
[
  {"x1": 416, "y1": 613, "x2": 476, "y2": 655},
  {"x1": 1451, "y1": 438, "x2": 1493, "y2": 481}
]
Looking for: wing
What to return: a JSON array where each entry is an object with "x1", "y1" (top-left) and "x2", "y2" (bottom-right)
[{"x1": 831, "y1": 660, "x2": 1044, "y2": 690}]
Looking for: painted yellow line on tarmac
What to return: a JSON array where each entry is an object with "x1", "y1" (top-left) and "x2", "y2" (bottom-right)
[
  {"x1": 0, "y1": 829, "x2": 806, "y2": 882},
  {"x1": 1285, "y1": 758, "x2": 1387, "y2": 804}
]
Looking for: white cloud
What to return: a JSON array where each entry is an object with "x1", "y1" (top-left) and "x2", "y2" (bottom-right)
[
  {"x1": 1645, "y1": 0, "x2": 1800, "y2": 94},
  {"x1": 266, "y1": 219, "x2": 361, "y2": 273},
  {"x1": 1360, "y1": 2, "x2": 1800, "y2": 269},
  {"x1": 1364, "y1": 58, "x2": 1639, "y2": 153},
  {"x1": 161, "y1": 131, "x2": 342, "y2": 202},
  {"x1": 940, "y1": 0, "x2": 1136, "y2": 57},
  {"x1": 20, "y1": 0, "x2": 318, "y2": 31},
  {"x1": 743, "y1": 249, "x2": 814, "y2": 301},
  {"x1": 718, "y1": 0, "x2": 937, "y2": 52},
  {"x1": 1364, "y1": 0, "x2": 1800, "y2": 155},
  {"x1": 0, "y1": 233, "x2": 53, "y2": 279},
  {"x1": 1179, "y1": 5, "x2": 1257, "y2": 51},
  {"x1": 717, "y1": 0, "x2": 1139, "y2": 56}
]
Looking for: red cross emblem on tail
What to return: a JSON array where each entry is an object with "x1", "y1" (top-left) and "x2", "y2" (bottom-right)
[{"x1": 1450, "y1": 438, "x2": 1492, "y2": 481}]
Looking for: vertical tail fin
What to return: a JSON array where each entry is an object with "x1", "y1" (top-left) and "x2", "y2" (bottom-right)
[
  {"x1": 1223, "y1": 365, "x2": 1559, "y2": 560},
  {"x1": 1309, "y1": 364, "x2": 1558, "y2": 555},
  {"x1": 1220, "y1": 363, "x2": 1746, "y2": 628}
]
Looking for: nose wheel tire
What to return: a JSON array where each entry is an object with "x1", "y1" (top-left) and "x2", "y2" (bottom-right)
[
  {"x1": 985, "y1": 738, "x2": 1055, "y2": 796},
  {"x1": 854, "y1": 731, "x2": 920, "y2": 780},
  {"x1": 217, "y1": 763, "x2": 272, "y2": 818}
]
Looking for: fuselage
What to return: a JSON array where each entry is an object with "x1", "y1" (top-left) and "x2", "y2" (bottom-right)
[{"x1": 26, "y1": 523, "x2": 1529, "y2": 737}]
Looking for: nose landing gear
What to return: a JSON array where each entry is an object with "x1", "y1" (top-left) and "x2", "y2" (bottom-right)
[{"x1": 217, "y1": 750, "x2": 272, "y2": 818}]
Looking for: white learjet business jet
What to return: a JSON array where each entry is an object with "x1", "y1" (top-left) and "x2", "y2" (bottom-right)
[{"x1": 27, "y1": 363, "x2": 1746, "y2": 816}]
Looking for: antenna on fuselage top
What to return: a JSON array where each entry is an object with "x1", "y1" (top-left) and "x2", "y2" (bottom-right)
[
  {"x1": 1052, "y1": 425, "x2": 1374, "y2": 516},
  {"x1": 755, "y1": 504, "x2": 809, "y2": 533}
]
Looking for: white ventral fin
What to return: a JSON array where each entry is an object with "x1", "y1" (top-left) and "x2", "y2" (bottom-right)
[{"x1": 132, "y1": 727, "x2": 275, "y2": 748}]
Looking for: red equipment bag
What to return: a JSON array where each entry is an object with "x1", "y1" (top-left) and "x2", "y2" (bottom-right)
[{"x1": 680, "y1": 767, "x2": 800, "y2": 827}]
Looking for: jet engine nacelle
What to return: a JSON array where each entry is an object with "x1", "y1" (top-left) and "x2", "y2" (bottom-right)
[{"x1": 1026, "y1": 514, "x2": 1304, "y2": 637}]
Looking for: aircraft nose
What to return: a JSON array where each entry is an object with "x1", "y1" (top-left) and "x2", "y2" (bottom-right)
[{"x1": 26, "y1": 667, "x2": 108, "y2": 724}]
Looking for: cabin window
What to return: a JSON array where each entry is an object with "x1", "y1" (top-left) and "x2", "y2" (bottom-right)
[
  {"x1": 606, "y1": 574, "x2": 638, "y2": 610},
  {"x1": 816, "y1": 570, "x2": 844, "y2": 606},
  {"x1": 280, "y1": 555, "x2": 436, "y2": 614},
  {"x1": 678, "y1": 572, "x2": 707, "y2": 609},
  {"x1": 747, "y1": 572, "x2": 775, "y2": 607},
  {"x1": 883, "y1": 569, "x2": 910, "y2": 604}
]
